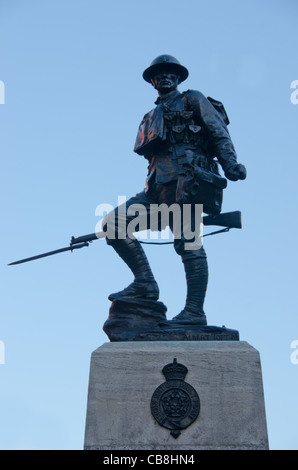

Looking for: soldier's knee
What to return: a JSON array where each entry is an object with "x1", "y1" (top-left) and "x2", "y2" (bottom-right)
[
  {"x1": 101, "y1": 216, "x2": 108, "y2": 233},
  {"x1": 101, "y1": 211, "x2": 117, "y2": 245}
]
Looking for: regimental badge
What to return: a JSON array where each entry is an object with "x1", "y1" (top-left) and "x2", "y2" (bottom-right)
[{"x1": 150, "y1": 358, "x2": 200, "y2": 438}]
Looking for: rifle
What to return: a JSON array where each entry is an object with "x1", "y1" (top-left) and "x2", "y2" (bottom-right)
[{"x1": 8, "y1": 211, "x2": 242, "y2": 266}]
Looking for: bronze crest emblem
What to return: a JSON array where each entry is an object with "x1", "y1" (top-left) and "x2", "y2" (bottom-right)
[{"x1": 150, "y1": 358, "x2": 200, "y2": 438}]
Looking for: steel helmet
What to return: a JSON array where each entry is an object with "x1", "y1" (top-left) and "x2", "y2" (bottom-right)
[{"x1": 142, "y1": 55, "x2": 189, "y2": 84}]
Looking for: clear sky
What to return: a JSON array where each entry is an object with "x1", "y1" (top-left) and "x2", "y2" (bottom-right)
[{"x1": 0, "y1": 0, "x2": 297, "y2": 450}]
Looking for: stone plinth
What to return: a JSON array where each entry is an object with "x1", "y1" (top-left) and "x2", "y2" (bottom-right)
[{"x1": 84, "y1": 341, "x2": 269, "y2": 450}]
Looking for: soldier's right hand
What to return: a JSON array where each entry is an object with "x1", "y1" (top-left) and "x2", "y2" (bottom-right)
[{"x1": 225, "y1": 163, "x2": 247, "y2": 181}]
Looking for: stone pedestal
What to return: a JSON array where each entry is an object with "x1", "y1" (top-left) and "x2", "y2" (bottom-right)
[{"x1": 84, "y1": 341, "x2": 269, "y2": 450}]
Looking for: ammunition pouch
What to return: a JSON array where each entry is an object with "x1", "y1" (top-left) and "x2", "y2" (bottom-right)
[{"x1": 175, "y1": 158, "x2": 227, "y2": 215}]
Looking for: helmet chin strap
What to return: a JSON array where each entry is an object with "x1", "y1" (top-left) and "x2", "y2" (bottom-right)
[{"x1": 150, "y1": 71, "x2": 179, "y2": 96}]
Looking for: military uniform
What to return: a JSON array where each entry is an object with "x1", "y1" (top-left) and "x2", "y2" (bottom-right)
[
  {"x1": 134, "y1": 87, "x2": 237, "y2": 215},
  {"x1": 104, "y1": 56, "x2": 246, "y2": 325}
]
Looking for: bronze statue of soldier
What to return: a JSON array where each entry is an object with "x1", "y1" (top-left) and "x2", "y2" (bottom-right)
[{"x1": 102, "y1": 55, "x2": 246, "y2": 326}]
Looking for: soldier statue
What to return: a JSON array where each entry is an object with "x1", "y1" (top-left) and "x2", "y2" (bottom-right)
[{"x1": 102, "y1": 55, "x2": 246, "y2": 326}]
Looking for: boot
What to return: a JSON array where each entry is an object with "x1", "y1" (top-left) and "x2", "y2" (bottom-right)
[
  {"x1": 171, "y1": 250, "x2": 208, "y2": 325},
  {"x1": 107, "y1": 237, "x2": 159, "y2": 301}
]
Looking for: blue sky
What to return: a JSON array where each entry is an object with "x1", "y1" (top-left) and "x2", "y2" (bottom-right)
[{"x1": 0, "y1": 0, "x2": 297, "y2": 450}]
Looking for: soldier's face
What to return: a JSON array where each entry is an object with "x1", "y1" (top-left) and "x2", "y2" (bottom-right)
[{"x1": 151, "y1": 69, "x2": 180, "y2": 94}]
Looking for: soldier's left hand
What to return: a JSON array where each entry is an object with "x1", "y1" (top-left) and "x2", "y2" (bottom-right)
[{"x1": 225, "y1": 163, "x2": 247, "y2": 181}]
